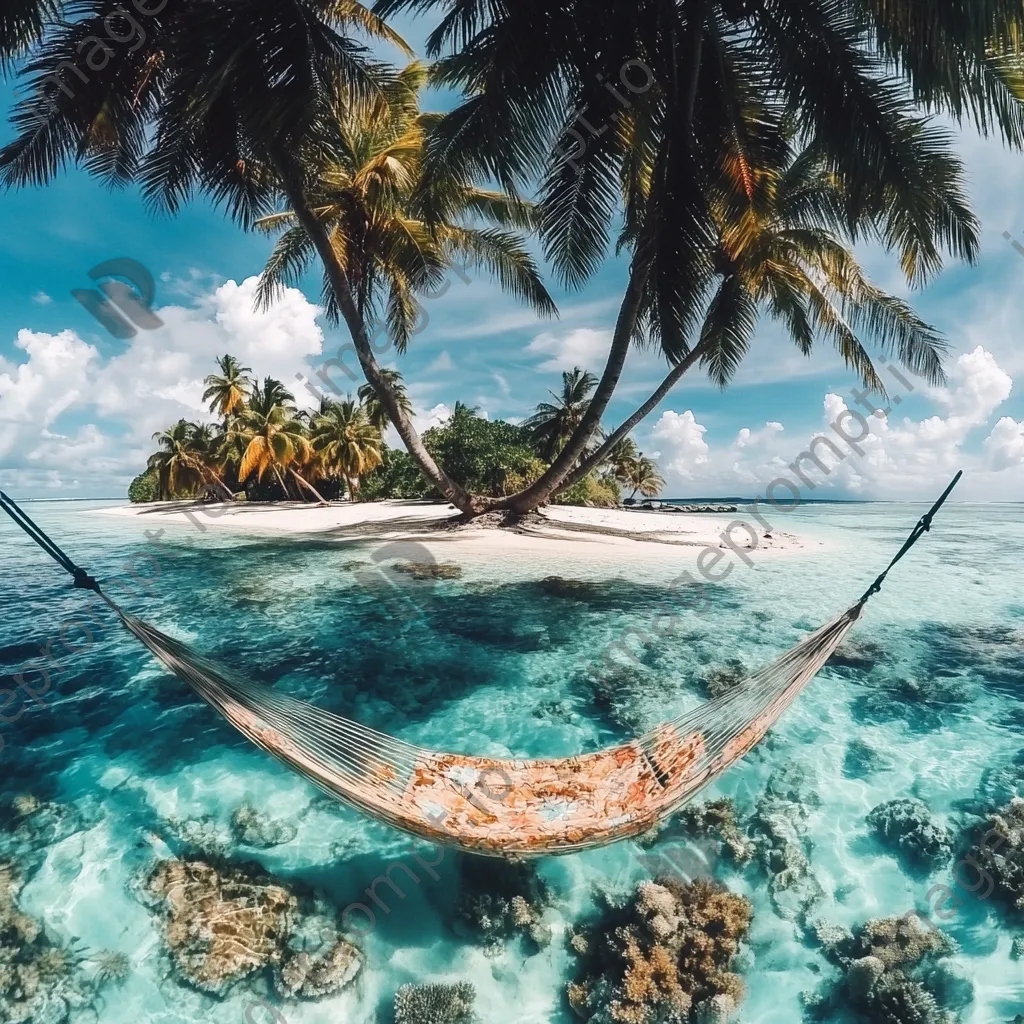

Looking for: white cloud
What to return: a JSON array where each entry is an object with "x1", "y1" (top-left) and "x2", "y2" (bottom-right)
[
  {"x1": 31, "y1": 291, "x2": 52, "y2": 306},
  {"x1": 0, "y1": 277, "x2": 326, "y2": 496},
  {"x1": 424, "y1": 350, "x2": 455, "y2": 374},
  {"x1": 646, "y1": 347, "x2": 1022, "y2": 500},
  {"x1": 985, "y1": 417, "x2": 1024, "y2": 470},
  {"x1": 650, "y1": 410, "x2": 709, "y2": 479},
  {"x1": 526, "y1": 327, "x2": 611, "y2": 372}
]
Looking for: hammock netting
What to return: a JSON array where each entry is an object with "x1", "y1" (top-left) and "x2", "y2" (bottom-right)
[
  {"x1": 113, "y1": 602, "x2": 860, "y2": 856},
  {"x1": 0, "y1": 472, "x2": 961, "y2": 858}
]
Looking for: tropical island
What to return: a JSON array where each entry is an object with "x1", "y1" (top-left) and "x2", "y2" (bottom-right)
[{"x1": 130, "y1": 357, "x2": 667, "y2": 510}]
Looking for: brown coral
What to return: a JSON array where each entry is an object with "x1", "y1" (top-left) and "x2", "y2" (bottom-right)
[{"x1": 567, "y1": 876, "x2": 752, "y2": 1023}]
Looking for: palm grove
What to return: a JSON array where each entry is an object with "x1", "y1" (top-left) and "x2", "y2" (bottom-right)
[
  {"x1": 135, "y1": 357, "x2": 664, "y2": 506},
  {"x1": 3, "y1": 2, "x2": 1024, "y2": 516}
]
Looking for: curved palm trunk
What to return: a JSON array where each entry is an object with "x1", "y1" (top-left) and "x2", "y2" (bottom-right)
[
  {"x1": 289, "y1": 467, "x2": 330, "y2": 505},
  {"x1": 275, "y1": 164, "x2": 478, "y2": 514},
  {"x1": 201, "y1": 468, "x2": 236, "y2": 502},
  {"x1": 554, "y1": 337, "x2": 710, "y2": 495},
  {"x1": 498, "y1": 3, "x2": 707, "y2": 516}
]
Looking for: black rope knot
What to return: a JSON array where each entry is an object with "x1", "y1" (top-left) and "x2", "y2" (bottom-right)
[{"x1": 73, "y1": 567, "x2": 99, "y2": 592}]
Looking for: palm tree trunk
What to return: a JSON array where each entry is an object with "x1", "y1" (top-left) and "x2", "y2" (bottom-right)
[
  {"x1": 273, "y1": 158, "x2": 479, "y2": 514},
  {"x1": 202, "y1": 469, "x2": 236, "y2": 502},
  {"x1": 289, "y1": 468, "x2": 330, "y2": 505},
  {"x1": 553, "y1": 337, "x2": 710, "y2": 495},
  {"x1": 272, "y1": 466, "x2": 291, "y2": 501},
  {"x1": 499, "y1": 2, "x2": 707, "y2": 516}
]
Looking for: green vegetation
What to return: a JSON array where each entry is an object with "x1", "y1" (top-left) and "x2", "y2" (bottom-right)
[
  {"x1": 137, "y1": 357, "x2": 655, "y2": 507},
  {"x1": 3, "y1": 3, "x2": 1024, "y2": 515}
]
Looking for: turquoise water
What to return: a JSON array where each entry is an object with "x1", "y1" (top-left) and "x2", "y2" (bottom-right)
[{"x1": 1, "y1": 500, "x2": 1021, "y2": 1022}]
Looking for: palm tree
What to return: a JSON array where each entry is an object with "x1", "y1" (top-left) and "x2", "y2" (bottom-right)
[
  {"x1": 311, "y1": 399, "x2": 383, "y2": 498},
  {"x1": 523, "y1": 368, "x2": 599, "y2": 461},
  {"x1": 623, "y1": 456, "x2": 665, "y2": 501},
  {"x1": 232, "y1": 378, "x2": 330, "y2": 504},
  {"x1": 377, "y1": 0, "x2": 1024, "y2": 514},
  {"x1": 603, "y1": 436, "x2": 641, "y2": 486},
  {"x1": 203, "y1": 355, "x2": 253, "y2": 431},
  {"x1": 556, "y1": 147, "x2": 948, "y2": 495},
  {"x1": 254, "y1": 61, "x2": 555, "y2": 513},
  {"x1": 357, "y1": 368, "x2": 413, "y2": 431},
  {"x1": 148, "y1": 421, "x2": 235, "y2": 501}
]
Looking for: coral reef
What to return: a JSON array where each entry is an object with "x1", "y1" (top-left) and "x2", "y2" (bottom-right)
[
  {"x1": 567, "y1": 877, "x2": 752, "y2": 1023},
  {"x1": 0, "y1": 861, "x2": 92, "y2": 1024},
  {"x1": 700, "y1": 661, "x2": 746, "y2": 699},
  {"x1": 638, "y1": 799, "x2": 753, "y2": 867},
  {"x1": 454, "y1": 855, "x2": 553, "y2": 954},
  {"x1": 0, "y1": 796, "x2": 88, "y2": 868},
  {"x1": 751, "y1": 766, "x2": 823, "y2": 923},
  {"x1": 805, "y1": 913, "x2": 962, "y2": 1023},
  {"x1": 392, "y1": 561, "x2": 463, "y2": 581},
  {"x1": 144, "y1": 856, "x2": 362, "y2": 1000},
  {"x1": 394, "y1": 981, "x2": 476, "y2": 1024},
  {"x1": 963, "y1": 797, "x2": 1024, "y2": 914},
  {"x1": 842, "y1": 739, "x2": 893, "y2": 779},
  {"x1": 230, "y1": 805, "x2": 298, "y2": 849},
  {"x1": 867, "y1": 799, "x2": 954, "y2": 874},
  {"x1": 851, "y1": 675, "x2": 970, "y2": 733},
  {"x1": 91, "y1": 949, "x2": 131, "y2": 989}
]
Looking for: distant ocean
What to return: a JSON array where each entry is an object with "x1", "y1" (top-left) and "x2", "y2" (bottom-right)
[{"x1": 1, "y1": 500, "x2": 1021, "y2": 1023}]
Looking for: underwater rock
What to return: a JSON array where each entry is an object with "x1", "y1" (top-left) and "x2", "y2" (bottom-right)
[
  {"x1": 852, "y1": 675, "x2": 971, "y2": 732},
  {"x1": 275, "y1": 939, "x2": 361, "y2": 999},
  {"x1": 831, "y1": 637, "x2": 887, "y2": 671},
  {"x1": 752, "y1": 767, "x2": 824, "y2": 923},
  {"x1": 963, "y1": 797, "x2": 1024, "y2": 914},
  {"x1": 845, "y1": 956, "x2": 886, "y2": 1001},
  {"x1": 0, "y1": 797, "x2": 87, "y2": 865},
  {"x1": 867, "y1": 799, "x2": 954, "y2": 874},
  {"x1": 978, "y1": 750, "x2": 1024, "y2": 812},
  {"x1": 1011, "y1": 936, "x2": 1024, "y2": 960},
  {"x1": 842, "y1": 739, "x2": 893, "y2": 779},
  {"x1": 163, "y1": 815, "x2": 229, "y2": 858},
  {"x1": 145, "y1": 857, "x2": 297, "y2": 996},
  {"x1": 392, "y1": 561, "x2": 463, "y2": 581},
  {"x1": 230, "y1": 805, "x2": 298, "y2": 849},
  {"x1": 537, "y1": 576, "x2": 604, "y2": 600},
  {"x1": 394, "y1": 981, "x2": 476, "y2": 1024},
  {"x1": 144, "y1": 856, "x2": 362, "y2": 1001},
  {"x1": 700, "y1": 660, "x2": 746, "y2": 699},
  {"x1": 924, "y1": 959, "x2": 974, "y2": 1011},
  {"x1": 0, "y1": 861, "x2": 93, "y2": 1024},
  {"x1": 454, "y1": 855, "x2": 553, "y2": 954},
  {"x1": 567, "y1": 877, "x2": 752, "y2": 1023}
]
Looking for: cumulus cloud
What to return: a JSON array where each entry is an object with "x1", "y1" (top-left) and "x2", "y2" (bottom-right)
[
  {"x1": 525, "y1": 327, "x2": 611, "y2": 372},
  {"x1": 0, "y1": 276, "x2": 325, "y2": 495},
  {"x1": 646, "y1": 346, "x2": 1022, "y2": 500},
  {"x1": 985, "y1": 417, "x2": 1024, "y2": 470}
]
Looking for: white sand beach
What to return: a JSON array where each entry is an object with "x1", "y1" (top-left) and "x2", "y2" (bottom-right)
[{"x1": 97, "y1": 499, "x2": 829, "y2": 564}]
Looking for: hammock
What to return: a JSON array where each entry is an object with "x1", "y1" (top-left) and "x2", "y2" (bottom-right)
[{"x1": 0, "y1": 475, "x2": 961, "y2": 857}]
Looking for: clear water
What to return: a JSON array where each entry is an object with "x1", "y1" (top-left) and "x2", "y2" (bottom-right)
[{"x1": 1, "y1": 500, "x2": 1021, "y2": 1023}]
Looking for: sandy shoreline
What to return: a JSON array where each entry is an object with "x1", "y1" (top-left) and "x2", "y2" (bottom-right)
[{"x1": 96, "y1": 499, "x2": 829, "y2": 565}]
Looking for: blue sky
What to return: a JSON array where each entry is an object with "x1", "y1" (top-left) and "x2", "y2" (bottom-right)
[{"x1": 1, "y1": 17, "x2": 1023, "y2": 501}]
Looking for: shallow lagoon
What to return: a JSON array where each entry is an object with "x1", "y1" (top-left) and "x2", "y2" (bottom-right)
[{"x1": 1, "y1": 500, "x2": 1021, "y2": 1023}]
